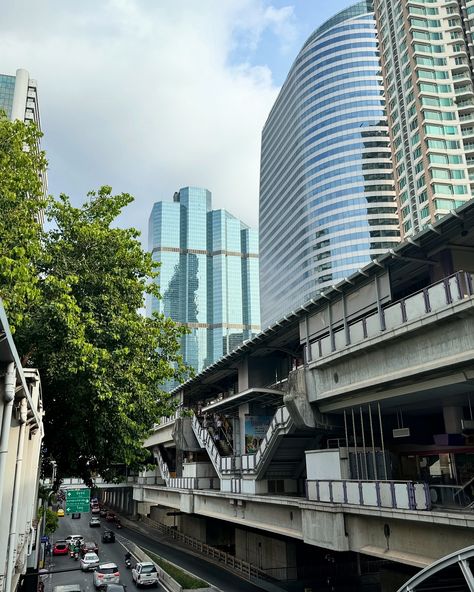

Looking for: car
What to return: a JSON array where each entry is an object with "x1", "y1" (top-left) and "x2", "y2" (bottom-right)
[
  {"x1": 52, "y1": 541, "x2": 69, "y2": 555},
  {"x1": 53, "y1": 586, "x2": 82, "y2": 592},
  {"x1": 91, "y1": 506, "x2": 101, "y2": 515},
  {"x1": 103, "y1": 585, "x2": 126, "y2": 592},
  {"x1": 89, "y1": 517, "x2": 101, "y2": 527},
  {"x1": 80, "y1": 552, "x2": 100, "y2": 571},
  {"x1": 93, "y1": 563, "x2": 120, "y2": 589},
  {"x1": 71, "y1": 513, "x2": 81, "y2": 519},
  {"x1": 81, "y1": 541, "x2": 99, "y2": 556},
  {"x1": 66, "y1": 535, "x2": 84, "y2": 545},
  {"x1": 131, "y1": 562, "x2": 158, "y2": 587},
  {"x1": 57, "y1": 509, "x2": 65, "y2": 517},
  {"x1": 101, "y1": 530, "x2": 115, "y2": 543}
]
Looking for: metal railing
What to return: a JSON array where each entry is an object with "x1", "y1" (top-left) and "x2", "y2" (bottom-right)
[
  {"x1": 307, "y1": 479, "x2": 431, "y2": 510},
  {"x1": 241, "y1": 406, "x2": 293, "y2": 473},
  {"x1": 311, "y1": 271, "x2": 473, "y2": 359},
  {"x1": 153, "y1": 447, "x2": 170, "y2": 485},
  {"x1": 191, "y1": 415, "x2": 224, "y2": 475},
  {"x1": 192, "y1": 406, "x2": 293, "y2": 478},
  {"x1": 139, "y1": 516, "x2": 274, "y2": 583}
]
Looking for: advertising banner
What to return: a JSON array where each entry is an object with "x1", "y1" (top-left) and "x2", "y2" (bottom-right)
[{"x1": 245, "y1": 415, "x2": 272, "y2": 453}]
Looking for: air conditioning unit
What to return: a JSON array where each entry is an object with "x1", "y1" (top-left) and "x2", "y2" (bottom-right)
[
  {"x1": 393, "y1": 427, "x2": 410, "y2": 438},
  {"x1": 462, "y1": 419, "x2": 474, "y2": 434}
]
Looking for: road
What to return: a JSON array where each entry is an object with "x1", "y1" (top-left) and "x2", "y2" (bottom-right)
[
  {"x1": 47, "y1": 512, "x2": 144, "y2": 592},
  {"x1": 48, "y1": 511, "x2": 268, "y2": 592}
]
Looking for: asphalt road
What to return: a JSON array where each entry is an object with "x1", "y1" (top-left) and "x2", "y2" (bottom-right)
[
  {"x1": 46, "y1": 512, "x2": 151, "y2": 592},
  {"x1": 47, "y1": 512, "x2": 268, "y2": 592}
]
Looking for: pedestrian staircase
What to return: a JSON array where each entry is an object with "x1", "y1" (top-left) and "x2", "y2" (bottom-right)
[{"x1": 191, "y1": 405, "x2": 296, "y2": 480}]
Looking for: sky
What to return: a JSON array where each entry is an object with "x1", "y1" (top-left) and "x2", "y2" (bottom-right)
[{"x1": 2, "y1": 0, "x2": 354, "y2": 242}]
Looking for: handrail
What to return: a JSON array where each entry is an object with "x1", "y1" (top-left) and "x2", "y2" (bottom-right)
[
  {"x1": 191, "y1": 415, "x2": 223, "y2": 476},
  {"x1": 154, "y1": 447, "x2": 170, "y2": 485},
  {"x1": 311, "y1": 271, "x2": 473, "y2": 358},
  {"x1": 139, "y1": 516, "x2": 274, "y2": 583},
  {"x1": 307, "y1": 478, "x2": 431, "y2": 510}
]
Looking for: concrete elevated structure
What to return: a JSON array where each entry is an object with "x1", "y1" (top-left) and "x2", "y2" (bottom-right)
[
  {"x1": 102, "y1": 201, "x2": 474, "y2": 588},
  {"x1": 0, "y1": 302, "x2": 44, "y2": 592}
]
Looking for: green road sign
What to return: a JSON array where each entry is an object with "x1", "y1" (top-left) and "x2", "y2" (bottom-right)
[{"x1": 65, "y1": 488, "x2": 91, "y2": 513}]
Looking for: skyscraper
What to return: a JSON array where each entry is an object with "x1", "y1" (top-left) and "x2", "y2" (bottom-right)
[
  {"x1": 148, "y1": 187, "x2": 260, "y2": 380},
  {"x1": 0, "y1": 68, "x2": 41, "y2": 127},
  {"x1": 375, "y1": 0, "x2": 474, "y2": 238},
  {"x1": 0, "y1": 68, "x2": 46, "y2": 223},
  {"x1": 259, "y1": 2, "x2": 400, "y2": 328}
]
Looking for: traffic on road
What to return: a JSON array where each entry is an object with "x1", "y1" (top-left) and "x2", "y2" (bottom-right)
[{"x1": 44, "y1": 509, "x2": 161, "y2": 592}]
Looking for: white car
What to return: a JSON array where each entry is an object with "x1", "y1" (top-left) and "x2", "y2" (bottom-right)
[
  {"x1": 93, "y1": 563, "x2": 120, "y2": 589},
  {"x1": 66, "y1": 535, "x2": 84, "y2": 545},
  {"x1": 80, "y1": 552, "x2": 100, "y2": 571},
  {"x1": 131, "y1": 562, "x2": 158, "y2": 587}
]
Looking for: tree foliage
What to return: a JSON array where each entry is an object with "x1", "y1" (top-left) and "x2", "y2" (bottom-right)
[
  {"x1": 0, "y1": 113, "x2": 46, "y2": 332},
  {"x1": 0, "y1": 116, "x2": 188, "y2": 484},
  {"x1": 38, "y1": 507, "x2": 58, "y2": 535}
]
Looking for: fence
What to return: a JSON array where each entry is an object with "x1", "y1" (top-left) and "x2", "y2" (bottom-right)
[
  {"x1": 307, "y1": 479, "x2": 431, "y2": 510},
  {"x1": 310, "y1": 271, "x2": 473, "y2": 359},
  {"x1": 139, "y1": 516, "x2": 276, "y2": 582}
]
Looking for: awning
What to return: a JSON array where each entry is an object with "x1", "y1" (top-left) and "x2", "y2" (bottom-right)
[{"x1": 202, "y1": 387, "x2": 284, "y2": 413}]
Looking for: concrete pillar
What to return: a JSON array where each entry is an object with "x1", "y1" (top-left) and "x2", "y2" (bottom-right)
[
  {"x1": 235, "y1": 528, "x2": 296, "y2": 581},
  {"x1": 11, "y1": 69, "x2": 29, "y2": 121},
  {"x1": 239, "y1": 404, "x2": 249, "y2": 454},
  {"x1": 181, "y1": 515, "x2": 206, "y2": 541},
  {"x1": 443, "y1": 406, "x2": 463, "y2": 433}
]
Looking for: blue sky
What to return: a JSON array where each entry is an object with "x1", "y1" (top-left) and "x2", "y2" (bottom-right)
[
  {"x1": 2, "y1": 0, "x2": 355, "y2": 237},
  {"x1": 231, "y1": 0, "x2": 355, "y2": 85}
]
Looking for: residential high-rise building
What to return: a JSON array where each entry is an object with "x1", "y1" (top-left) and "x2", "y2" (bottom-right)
[
  {"x1": 148, "y1": 187, "x2": 260, "y2": 381},
  {"x1": 375, "y1": 0, "x2": 474, "y2": 238},
  {"x1": 259, "y1": 2, "x2": 400, "y2": 328}
]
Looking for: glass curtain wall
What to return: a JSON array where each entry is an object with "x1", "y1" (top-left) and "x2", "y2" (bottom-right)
[
  {"x1": 148, "y1": 187, "x2": 260, "y2": 388},
  {"x1": 259, "y1": 1, "x2": 400, "y2": 328}
]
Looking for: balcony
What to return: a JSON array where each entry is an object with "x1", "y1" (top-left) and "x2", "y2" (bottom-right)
[{"x1": 309, "y1": 271, "x2": 473, "y2": 361}]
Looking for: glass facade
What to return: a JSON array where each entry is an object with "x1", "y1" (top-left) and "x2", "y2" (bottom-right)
[
  {"x1": 0, "y1": 75, "x2": 15, "y2": 118},
  {"x1": 259, "y1": 1, "x2": 400, "y2": 328},
  {"x1": 148, "y1": 187, "x2": 260, "y2": 385},
  {"x1": 375, "y1": 0, "x2": 474, "y2": 237}
]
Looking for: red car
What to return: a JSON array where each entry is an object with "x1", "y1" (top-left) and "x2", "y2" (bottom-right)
[{"x1": 53, "y1": 541, "x2": 69, "y2": 555}]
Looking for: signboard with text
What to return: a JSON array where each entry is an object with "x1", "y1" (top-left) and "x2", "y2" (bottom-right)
[{"x1": 65, "y1": 488, "x2": 90, "y2": 513}]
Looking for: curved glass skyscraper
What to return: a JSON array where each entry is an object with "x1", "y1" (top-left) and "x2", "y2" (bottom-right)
[{"x1": 259, "y1": 1, "x2": 400, "y2": 328}]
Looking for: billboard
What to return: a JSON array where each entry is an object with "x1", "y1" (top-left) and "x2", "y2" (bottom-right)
[{"x1": 245, "y1": 415, "x2": 272, "y2": 453}]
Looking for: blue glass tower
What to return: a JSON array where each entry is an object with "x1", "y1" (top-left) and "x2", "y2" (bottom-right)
[
  {"x1": 148, "y1": 187, "x2": 260, "y2": 381},
  {"x1": 259, "y1": 1, "x2": 400, "y2": 328}
]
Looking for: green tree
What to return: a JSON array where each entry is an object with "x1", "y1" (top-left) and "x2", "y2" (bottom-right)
[
  {"x1": 0, "y1": 116, "x2": 188, "y2": 483},
  {"x1": 20, "y1": 188, "x2": 188, "y2": 483},
  {"x1": 38, "y1": 507, "x2": 58, "y2": 536},
  {"x1": 0, "y1": 113, "x2": 46, "y2": 333}
]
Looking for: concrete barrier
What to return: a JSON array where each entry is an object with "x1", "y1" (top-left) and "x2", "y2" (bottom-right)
[{"x1": 118, "y1": 536, "x2": 219, "y2": 592}]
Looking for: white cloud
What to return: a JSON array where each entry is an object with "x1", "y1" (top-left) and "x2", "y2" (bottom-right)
[{"x1": 0, "y1": 0, "x2": 296, "y2": 238}]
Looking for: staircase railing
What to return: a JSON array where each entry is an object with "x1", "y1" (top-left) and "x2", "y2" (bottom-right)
[
  {"x1": 241, "y1": 406, "x2": 294, "y2": 475},
  {"x1": 191, "y1": 415, "x2": 224, "y2": 475},
  {"x1": 153, "y1": 447, "x2": 170, "y2": 485},
  {"x1": 192, "y1": 405, "x2": 294, "y2": 478}
]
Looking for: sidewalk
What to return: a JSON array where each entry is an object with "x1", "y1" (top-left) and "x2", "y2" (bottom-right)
[{"x1": 116, "y1": 514, "x2": 288, "y2": 592}]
